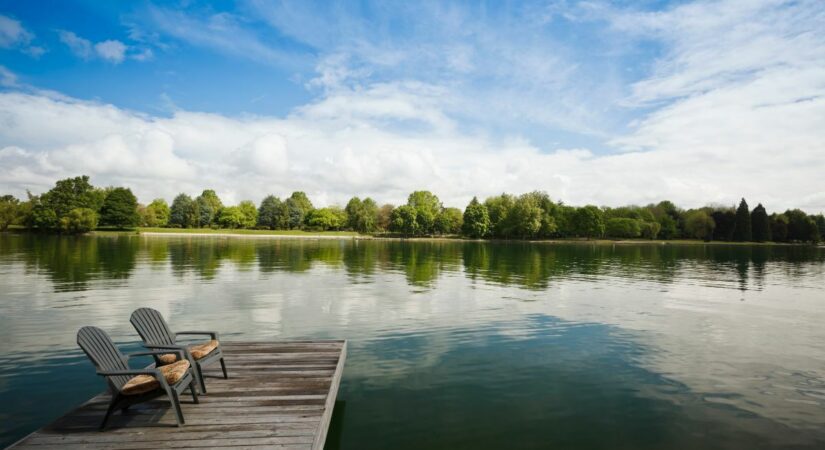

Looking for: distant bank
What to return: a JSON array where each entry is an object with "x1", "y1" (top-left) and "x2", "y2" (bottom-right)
[{"x1": 86, "y1": 228, "x2": 813, "y2": 246}]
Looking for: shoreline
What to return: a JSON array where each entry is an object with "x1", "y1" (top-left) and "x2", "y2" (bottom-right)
[
  {"x1": 132, "y1": 230, "x2": 811, "y2": 246},
  {"x1": 2, "y1": 228, "x2": 817, "y2": 246},
  {"x1": 138, "y1": 231, "x2": 368, "y2": 240}
]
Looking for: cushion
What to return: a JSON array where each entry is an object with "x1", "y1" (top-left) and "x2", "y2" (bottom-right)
[
  {"x1": 157, "y1": 340, "x2": 220, "y2": 365},
  {"x1": 121, "y1": 359, "x2": 191, "y2": 395},
  {"x1": 190, "y1": 340, "x2": 220, "y2": 360}
]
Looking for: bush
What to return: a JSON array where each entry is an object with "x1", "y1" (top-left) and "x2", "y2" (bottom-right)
[{"x1": 59, "y1": 208, "x2": 98, "y2": 234}]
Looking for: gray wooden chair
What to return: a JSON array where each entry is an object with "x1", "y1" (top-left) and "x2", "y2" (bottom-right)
[
  {"x1": 76, "y1": 326, "x2": 199, "y2": 430},
  {"x1": 130, "y1": 308, "x2": 228, "y2": 394}
]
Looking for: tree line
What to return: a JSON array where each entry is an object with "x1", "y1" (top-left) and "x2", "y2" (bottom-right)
[{"x1": 1, "y1": 175, "x2": 822, "y2": 243}]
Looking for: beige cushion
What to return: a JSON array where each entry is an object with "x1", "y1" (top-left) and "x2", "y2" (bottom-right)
[
  {"x1": 121, "y1": 360, "x2": 190, "y2": 395},
  {"x1": 157, "y1": 340, "x2": 220, "y2": 365},
  {"x1": 190, "y1": 340, "x2": 220, "y2": 360}
]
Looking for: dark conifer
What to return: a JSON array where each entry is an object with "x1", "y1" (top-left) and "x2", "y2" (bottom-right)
[
  {"x1": 732, "y1": 198, "x2": 752, "y2": 241},
  {"x1": 750, "y1": 203, "x2": 771, "y2": 242}
]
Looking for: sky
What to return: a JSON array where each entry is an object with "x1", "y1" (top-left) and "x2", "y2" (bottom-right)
[{"x1": 0, "y1": 0, "x2": 823, "y2": 212}]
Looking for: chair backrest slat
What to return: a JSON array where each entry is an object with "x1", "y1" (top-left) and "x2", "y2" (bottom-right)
[
  {"x1": 77, "y1": 326, "x2": 130, "y2": 389},
  {"x1": 130, "y1": 308, "x2": 176, "y2": 346}
]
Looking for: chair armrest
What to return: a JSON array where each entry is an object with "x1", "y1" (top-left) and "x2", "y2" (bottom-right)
[
  {"x1": 143, "y1": 343, "x2": 194, "y2": 362},
  {"x1": 126, "y1": 349, "x2": 185, "y2": 360},
  {"x1": 97, "y1": 369, "x2": 161, "y2": 378},
  {"x1": 176, "y1": 331, "x2": 219, "y2": 340},
  {"x1": 143, "y1": 343, "x2": 187, "y2": 350}
]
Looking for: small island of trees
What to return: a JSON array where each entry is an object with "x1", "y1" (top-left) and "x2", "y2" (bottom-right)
[{"x1": 1, "y1": 175, "x2": 823, "y2": 244}]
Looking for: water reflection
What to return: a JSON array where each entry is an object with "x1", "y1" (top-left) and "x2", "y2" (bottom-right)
[
  {"x1": 3, "y1": 235, "x2": 822, "y2": 292},
  {"x1": 1, "y1": 234, "x2": 825, "y2": 448}
]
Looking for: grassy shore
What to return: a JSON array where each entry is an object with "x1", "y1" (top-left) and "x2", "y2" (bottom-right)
[
  {"x1": 136, "y1": 227, "x2": 358, "y2": 236},
  {"x1": 3, "y1": 226, "x2": 816, "y2": 245}
]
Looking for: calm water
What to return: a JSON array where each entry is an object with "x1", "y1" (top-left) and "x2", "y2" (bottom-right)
[{"x1": 1, "y1": 235, "x2": 825, "y2": 449}]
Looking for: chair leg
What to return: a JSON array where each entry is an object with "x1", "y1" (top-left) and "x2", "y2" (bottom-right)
[
  {"x1": 220, "y1": 357, "x2": 228, "y2": 379},
  {"x1": 195, "y1": 362, "x2": 207, "y2": 394},
  {"x1": 170, "y1": 389, "x2": 185, "y2": 427},
  {"x1": 99, "y1": 395, "x2": 119, "y2": 431},
  {"x1": 189, "y1": 379, "x2": 199, "y2": 404}
]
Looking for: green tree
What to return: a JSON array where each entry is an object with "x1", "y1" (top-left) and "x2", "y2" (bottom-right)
[
  {"x1": 684, "y1": 210, "x2": 716, "y2": 240},
  {"x1": 147, "y1": 198, "x2": 170, "y2": 227},
  {"x1": 0, "y1": 195, "x2": 20, "y2": 231},
  {"x1": 434, "y1": 207, "x2": 463, "y2": 235},
  {"x1": 289, "y1": 191, "x2": 314, "y2": 211},
  {"x1": 711, "y1": 208, "x2": 736, "y2": 241},
  {"x1": 406, "y1": 191, "x2": 442, "y2": 235},
  {"x1": 769, "y1": 213, "x2": 789, "y2": 242},
  {"x1": 508, "y1": 194, "x2": 543, "y2": 238},
  {"x1": 732, "y1": 198, "x2": 752, "y2": 241},
  {"x1": 195, "y1": 196, "x2": 213, "y2": 227},
  {"x1": 59, "y1": 208, "x2": 98, "y2": 234},
  {"x1": 169, "y1": 194, "x2": 197, "y2": 228},
  {"x1": 30, "y1": 175, "x2": 105, "y2": 229},
  {"x1": 377, "y1": 204, "x2": 394, "y2": 231},
  {"x1": 572, "y1": 206, "x2": 605, "y2": 238},
  {"x1": 649, "y1": 201, "x2": 682, "y2": 239},
  {"x1": 199, "y1": 190, "x2": 223, "y2": 216},
  {"x1": 484, "y1": 194, "x2": 515, "y2": 238},
  {"x1": 815, "y1": 214, "x2": 825, "y2": 242},
  {"x1": 345, "y1": 197, "x2": 378, "y2": 233},
  {"x1": 750, "y1": 203, "x2": 771, "y2": 242},
  {"x1": 640, "y1": 221, "x2": 661, "y2": 239},
  {"x1": 306, "y1": 207, "x2": 347, "y2": 230},
  {"x1": 237, "y1": 200, "x2": 259, "y2": 228},
  {"x1": 99, "y1": 187, "x2": 139, "y2": 228},
  {"x1": 518, "y1": 191, "x2": 558, "y2": 238},
  {"x1": 462, "y1": 197, "x2": 490, "y2": 238},
  {"x1": 555, "y1": 204, "x2": 578, "y2": 237},
  {"x1": 286, "y1": 192, "x2": 314, "y2": 229},
  {"x1": 257, "y1": 195, "x2": 289, "y2": 229},
  {"x1": 605, "y1": 218, "x2": 642, "y2": 238},
  {"x1": 390, "y1": 205, "x2": 419, "y2": 236},
  {"x1": 217, "y1": 206, "x2": 245, "y2": 229}
]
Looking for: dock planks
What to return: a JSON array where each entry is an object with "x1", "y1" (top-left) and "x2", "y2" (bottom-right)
[{"x1": 9, "y1": 340, "x2": 347, "y2": 450}]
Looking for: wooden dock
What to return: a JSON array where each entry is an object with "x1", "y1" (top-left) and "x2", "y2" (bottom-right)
[{"x1": 9, "y1": 340, "x2": 347, "y2": 450}]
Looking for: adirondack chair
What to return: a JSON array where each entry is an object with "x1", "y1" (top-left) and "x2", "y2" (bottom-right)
[
  {"x1": 76, "y1": 326, "x2": 199, "y2": 430},
  {"x1": 130, "y1": 308, "x2": 228, "y2": 394}
]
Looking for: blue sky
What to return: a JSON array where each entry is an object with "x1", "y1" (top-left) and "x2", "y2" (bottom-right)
[{"x1": 1, "y1": 0, "x2": 824, "y2": 211}]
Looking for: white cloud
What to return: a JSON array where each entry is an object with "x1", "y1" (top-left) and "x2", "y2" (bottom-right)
[
  {"x1": 0, "y1": 14, "x2": 44, "y2": 57},
  {"x1": 0, "y1": 14, "x2": 32, "y2": 48},
  {"x1": 94, "y1": 39, "x2": 127, "y2": 63},
  {"x1": 143, "y1": 6, "x2": 306, "y2": 67},
  {"x1": 0, "y1": 80, "x2": 822, "y2": 213},
  {"x1": 58, "y1": 30, "x2": 93, "y2": 59},
  {"x1": 58, "y1": 30, "x2": 149, "y2": 64}
]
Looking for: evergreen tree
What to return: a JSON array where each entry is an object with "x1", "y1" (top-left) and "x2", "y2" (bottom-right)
[
  {"x1": 711, "y1": 209, "x2": 736, "y2": 241},
  {"x1": 195, "y1": 196, "x2": 214, "y2": 227},
  {"x1": 258, "y1": 195, "x2": 288, "y2": 229},
  {"x1": 732, "y1": 198, "x2": 751, "y2": 241},
  {"x1": 99, "y1": 187, "x2": 139, "y2": 228},
  {"x1": 286, "y1": 192, "x2": 314, "y2": 229},
  {"x1": 169, "y1": 193, "x2": 197, "y2": 228},
  {"x1": 750, "y1": 203, "x2": 771, "y2": 242},
  {"x1": 462, "y1": 197, "x2": 490, "y2": 238}
]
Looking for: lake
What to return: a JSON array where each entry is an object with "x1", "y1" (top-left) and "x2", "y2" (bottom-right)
[{"x1": 1, "y1": 234, "x2": 824, "y2": 449}]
